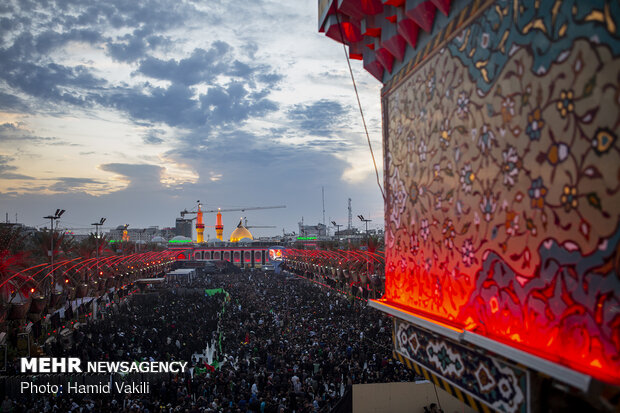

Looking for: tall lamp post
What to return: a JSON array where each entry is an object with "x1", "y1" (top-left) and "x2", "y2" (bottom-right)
[
  {"x1": 357, "y1": 215, "x2": 371, "y2": 239},
  {"x1": 331, "y1": 221, "x2": 342, "y2": 241},
  {"x1": 358, "y1": 215, "x2": 372, "y2": 285},
  {"x1": 43, "y1": 209, "x2": 65, "y2": 293},
  {"x1": 91, "y1": 218, "x2": 106, "y2": 279}
]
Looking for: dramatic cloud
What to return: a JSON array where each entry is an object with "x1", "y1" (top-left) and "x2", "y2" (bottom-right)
[
  {"x1": 288, "y1": 99, "x2": 349, "y2": 137},
  {"x1": 137, "y1": 43, "x2": 232, "y2": 86},
  {"x1": 0, "y1": 0, "x2": 385, "y2": 233},
  {"x1": 0, "y1": 155, "x2": 33, "y2": 180},
  {"x1": 47, "y1": 177, "x2": 106, "y2": 192},
  {"x1": 143, "y1": 129, "x2": 165, "y2": 145},
  {"x1": 99, "y1": 163, "x2": 166, "y2": 190},
  {"x1": 0, "y1": 92, "x2": 29, "y2": 112},
  {"x1": 0, "y1": 122, "x2": 67, "y2": 145}
]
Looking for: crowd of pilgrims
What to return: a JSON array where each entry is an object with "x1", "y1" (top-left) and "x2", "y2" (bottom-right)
[{"x1": 4, "y1": 270, "x2": 416, "y2": 412}]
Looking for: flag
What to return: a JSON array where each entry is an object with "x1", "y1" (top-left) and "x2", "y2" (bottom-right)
[{"x1": 203, "y1": 362, "x2": 215, "y2": 372}]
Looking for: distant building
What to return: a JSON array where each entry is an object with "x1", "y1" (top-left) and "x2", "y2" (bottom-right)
[
  {"x1": 107, "y1": 226, "x2": 160, "y2": 242},
  {"x1": 0, "y1": 222, "x2": 38, "y2": 238},
  {"x1": 298, "y1": 221, "x2": 327, "y2": 237},
  {"x1": 175, "y1": 218, "x2": 193, "y2": 239},
  {"x1": 160, "y1": 227, "x2": 176, "y2": 240}
]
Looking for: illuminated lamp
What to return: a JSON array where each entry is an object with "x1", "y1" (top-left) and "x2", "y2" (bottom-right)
[
  {"x1": 363, "y1": 27, "x2": 381, "y2": 37},
  {"x1": 341, "y1": 20, "x2": 363, "y2": 43},
  {"x1": 325, "y1": 15, "x2": 363, "y2": 43}
]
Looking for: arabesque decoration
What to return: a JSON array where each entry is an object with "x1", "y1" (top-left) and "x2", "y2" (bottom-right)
[{"x1": 383, "y1": 0, "x2": 620, "y2": 384}]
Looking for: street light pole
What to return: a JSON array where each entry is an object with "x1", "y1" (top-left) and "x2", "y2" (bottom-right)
[
  {"x1": 43, "y1": 209, "x2": 65, "y2": 293},
  {"x1": 358, "y1": 215, "x2": 372, "y2": 282},
  {"x1": 331, "y1": 221, "x2": 342, "y2": 241},
  {"x1": 358, "y1": 215, "x2": 371, "y2": 238},
  {"x1": 91, "y1": 218, "x2": 106, "y2": 280}
]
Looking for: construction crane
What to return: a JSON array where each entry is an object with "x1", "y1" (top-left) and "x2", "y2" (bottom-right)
[
  {"x1": 179, "y1": 204, "x2": 285, "y2": 242},
  {"x1": 243, "y1": 217, "x2": 276, "y2": 229}
]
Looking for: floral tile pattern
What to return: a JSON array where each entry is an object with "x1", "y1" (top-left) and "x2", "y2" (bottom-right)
[{"x1": 384, "y1": 0, "x2": 620, "y2": 384}]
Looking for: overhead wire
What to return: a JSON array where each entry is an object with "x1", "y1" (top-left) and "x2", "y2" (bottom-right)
[{"x1": 335, "y1": 12, "x2": 385, "y2": 201}]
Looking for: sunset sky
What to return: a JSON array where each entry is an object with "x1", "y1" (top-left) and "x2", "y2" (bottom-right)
[{"x1": 0, "y1": 0, "x2": 384, "y2": 239}]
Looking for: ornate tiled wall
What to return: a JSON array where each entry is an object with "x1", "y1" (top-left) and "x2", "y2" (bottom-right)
[{"x1": 383, "y1": 0, "x2": 620, "y2": 384}]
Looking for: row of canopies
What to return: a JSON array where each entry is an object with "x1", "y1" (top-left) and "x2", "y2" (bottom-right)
[
  {"x1": 282, "y1": 248, "x2": 384, "y2": 289},
  {"x1": 0, "y1": 250, "x2": 177, "y2": 324}
]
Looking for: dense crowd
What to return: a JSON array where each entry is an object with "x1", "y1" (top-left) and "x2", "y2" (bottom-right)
[{"x1": 2, "y1": 269, "x2": 416, "y2": 412}]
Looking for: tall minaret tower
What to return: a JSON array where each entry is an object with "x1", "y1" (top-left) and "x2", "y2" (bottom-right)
[
  {"x1": 215, "y1": 209, "x2": 224, "y2": 241},
  {"x1": 196, "y1": 202, "x2": 205, "y2": 243}
]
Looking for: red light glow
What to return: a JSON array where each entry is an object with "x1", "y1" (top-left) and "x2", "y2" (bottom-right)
[{"x1": 384, "y1": 245, "x2": 620, "y2": 385}]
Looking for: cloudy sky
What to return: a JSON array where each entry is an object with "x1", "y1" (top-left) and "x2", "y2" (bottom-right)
[{"x1": 0, "y1": 0, "x2": 384, "y2": 239}]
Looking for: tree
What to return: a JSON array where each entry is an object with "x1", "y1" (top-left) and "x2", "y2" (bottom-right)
[
  {"x1": 76, "y1": 233, "x2": 111, "y2": 259},
  {"x1": 0, "y1": 224, "x2": 27, "y2": 255},
  {"x1": 0, "y1": 225, "x2": 29, "y2": 296},
  {"x1": 30, "y1": 229, "x2": 66, "y2": 264}
]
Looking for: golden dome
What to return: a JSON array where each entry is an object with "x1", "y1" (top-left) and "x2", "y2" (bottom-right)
[{"x1": 229, "y1": 225, "x2": 253, "y2": 243}]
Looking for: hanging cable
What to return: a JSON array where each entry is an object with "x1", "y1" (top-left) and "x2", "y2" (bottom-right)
[
  {"x1": 335, "y1": 12, "x2": 385, "y2": 201},
  {"x1": 433, "y1": 381, "x2": 444, "y2": 412}
]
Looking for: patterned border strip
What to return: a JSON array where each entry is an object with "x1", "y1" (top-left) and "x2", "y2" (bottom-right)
[
  {"x1": 393, "y1": 349, "x2": 493, "y2": 413},
  {"x1": 382, "y1": 0, "x2": 493, "y2": 95},
  {"x1": 391, "y1": 318, "x2": 530, "y2": 413}
]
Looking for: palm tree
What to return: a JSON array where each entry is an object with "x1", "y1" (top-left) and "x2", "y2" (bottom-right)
[
  {"x1": 0, "y1": 224, "x2": 27, "y2": 255},
  {"x1": 76, "y1": 235, "x2": 96, "y2": 259},
  {"x1": 0, "y1": 225, "x2": 29, "y2": 308},
  {"x1": 76, "y1": 233, "x2": 110, "y2": 259},
  {"x1": 58, "y1": 234, "x2": 76, "y2": 259},
  {"x1": 30, "y1": 229, "x2": 66, "y2": 264}
]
